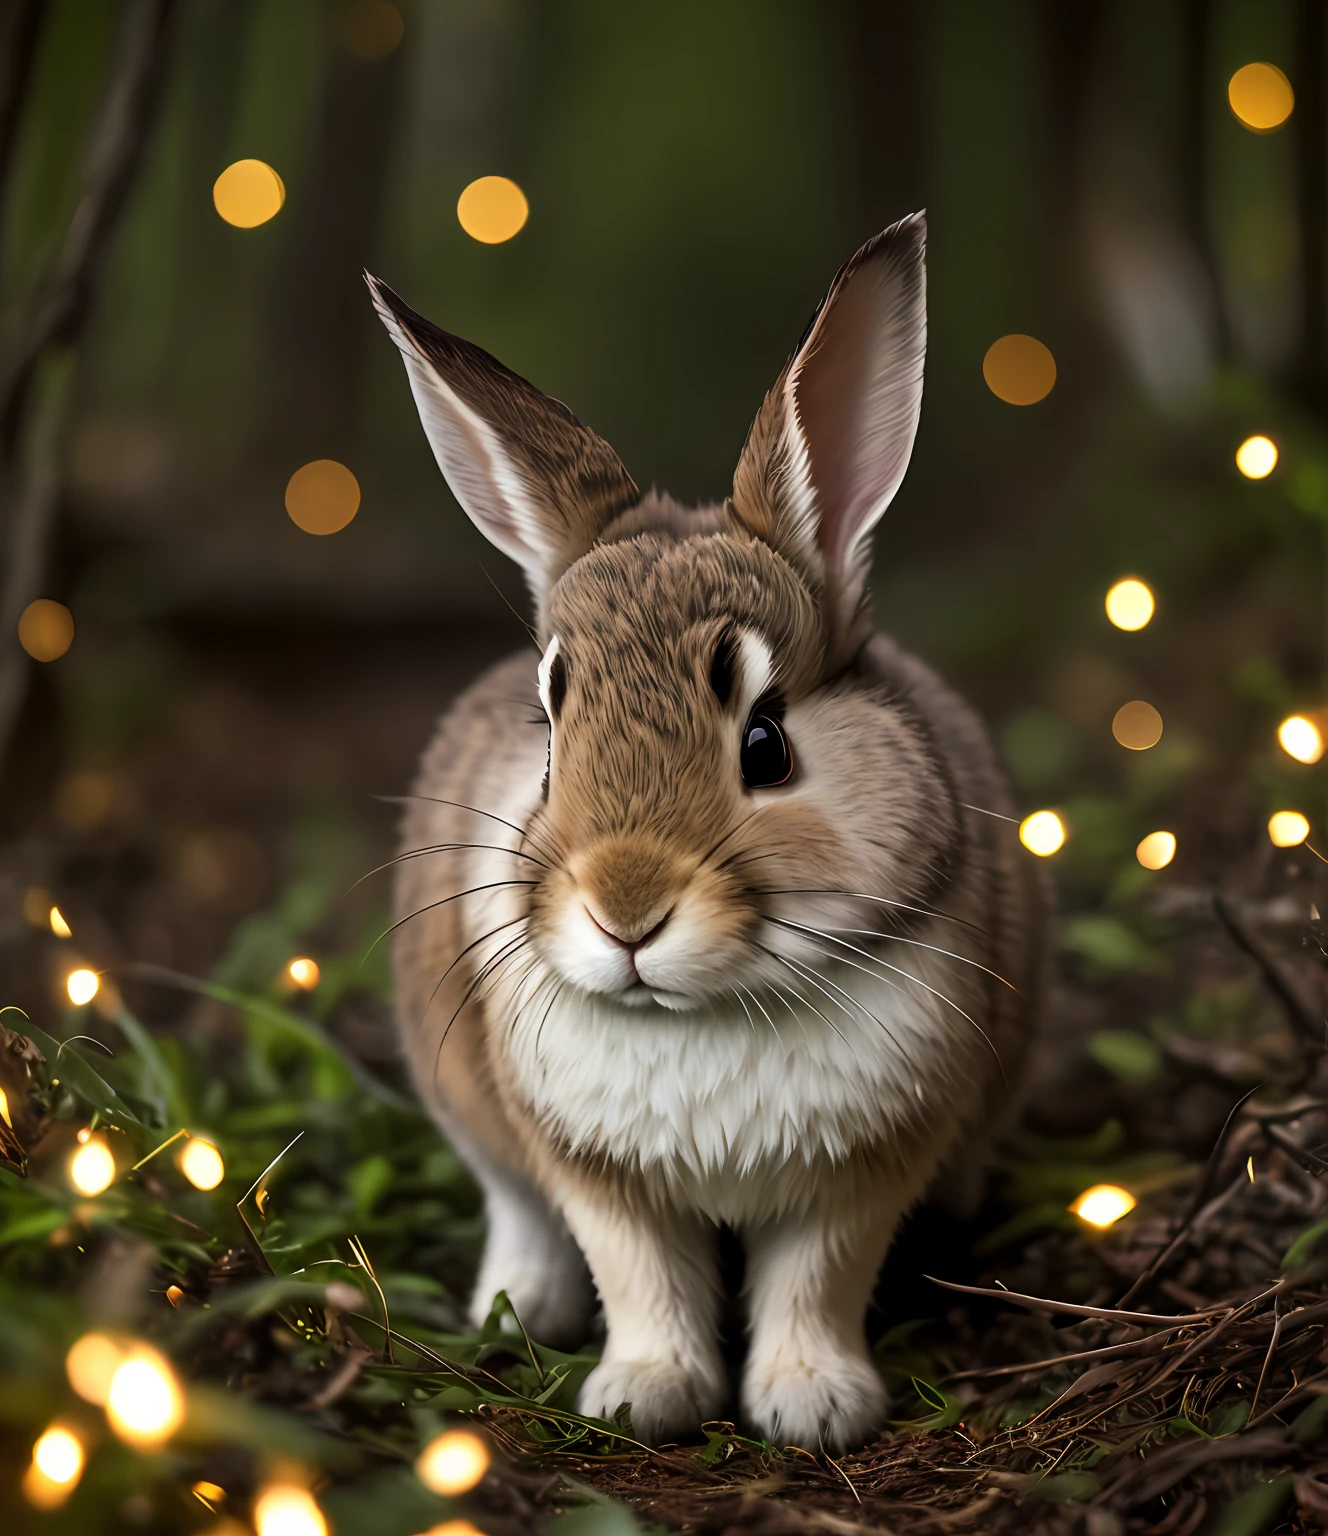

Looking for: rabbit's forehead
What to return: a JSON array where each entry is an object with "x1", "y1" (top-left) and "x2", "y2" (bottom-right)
[{"x1": 545, "y1": 533, "x2": 821, "y2": 690}]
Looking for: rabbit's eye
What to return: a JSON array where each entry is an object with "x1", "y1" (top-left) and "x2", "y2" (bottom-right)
[{"x1": 741, "y1": 711, "x2": 793, "y2": 789}]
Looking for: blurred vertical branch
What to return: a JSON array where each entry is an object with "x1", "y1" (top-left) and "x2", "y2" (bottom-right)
[
  {"x1": 0, "y1": 0, "x2": 177, "y2": 773},
  {"x1": 0, "y1": 0, "x2": 47, "y2": 251},
  {"x1": 1294, "y1": 0, "x2": 1327, "y2": 402}
]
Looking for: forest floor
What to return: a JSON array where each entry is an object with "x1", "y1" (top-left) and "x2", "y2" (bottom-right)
[{"x1": 1, "y1": 617, "x2": 1326, "y2": 1536}]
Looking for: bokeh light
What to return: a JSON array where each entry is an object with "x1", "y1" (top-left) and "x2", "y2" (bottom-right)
[
  {"x1": 106, "y1": 1347, "x2": 185, "y2": 1447},
  {"x1": 1019, "y1": 810, "x2": 1065, "y2": 857},
  {"x1": 1070, "y1": 1183, "x2": 1136, "y2": 1228},
  {"x1": 287, "y1": 956, "x2": 320, "y2": 990},
  {"x1": 17, "y1": 598, "x2": 74, "y2": 661},
  {"x1": 0, "y1": 1086, "x2": 10, "y2": 1128},
  {"x1": 416, "y1": 1428, "x2": 491, "y2": 1495},
  {"x1": 49, "y1": 905, "x2": 71, "y2": 937},
  {"x1": 1269, "y1": 811, "x2": 1310, "y2": 848},
  {"x1": 1279, "y1": 714, "x2": 1324, "y2": 764},
  {"x1": 1228, "y1": 63, "x2": 1294, "y2": 132},
  {"x1": 180, "y1": 1137, "x2": 225, "y2": 1191},
  {"x1": 1104, "y1": 578, "x2": 1154, "y2": 631},
  {"x1": 193, "y1": 1480, "x2": 226, "y2": 1510},
  {"x1": 1236, "y1": 434, "x2": 1277, "y2": 479},
  {"x1": 23, "y1": 1425, "x2": 84, "y2": 1508},
  {"x1": 343, "y1": 0, "x2": 403, "y2": 59},
  {"x1": 213, "y1": 159, "x2": 286, "y2": 228},
  {"x1": 67, "y1": 967, "x2": 100, "y2": 1006},
  {"x1": 1136, "y1": 831, "x2": 1176, "y2": 870},
  {"x1": 69, "y1": 1137, "x2": 115, "y2": 1196},
  {"x1": 418, "y1": 1525, "x2": 487, "y2": 1536},
  {"x1": 68, "y1": 1332, "x2": 126, "y2": 1404},
  {"x1": 1112, "y1": 700, "x2": 1164, "y2": 750},
  {"x1": 456, "y1": 176, "x2": 529, "y2": 244},
  {"x1": 254, "y1": 1483, "x2": 328, "y2": 1536},
  {"x1": 981, "y1": 334, "x2": 1057, "y2": 405},
  {"x1": 285, "y1": 460, "x2": 361, "y2": 534}
]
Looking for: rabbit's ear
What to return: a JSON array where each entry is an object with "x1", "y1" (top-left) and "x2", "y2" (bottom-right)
[
  {"x1": 729, "y1": 213, "x2": 926, "y2": 658},
  {"x1": 367, "y1": 275, "x2": 639, "y2": 607}
]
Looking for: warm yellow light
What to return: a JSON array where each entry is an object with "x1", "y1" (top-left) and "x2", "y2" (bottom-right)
[
  {"x1": 66, "y1": 967, "x2": 100, "y2": 1005},
  {"x1": 287, "y1": 956, "x2": 321, "y2": 990},
  {"x1": 981, "y1": 334, "x2": 1057, "y2": 405},
  {"x1": 23, "y1": 1426, "x2": 84, "y2": 1508},
  {"x1": 193, "y1": 1480, "x2": 226, "y2": 1510},
  {"x1": 1019, "y1": 810, "x2": 1066, "y2": 857},
  {"x1": 457, "y1": 176, "x2": 529, "y2": 244},
  {"x1": 180, "y1": 1138, "x2": 225, "y2": 1191},
  {"x1": 416, "y1": 1428, "x2": 491, "y2": 1496},
  {"x1": 1104, "y1": 578, "x2": 1154, "y2": 631},
  {"x1": 418, "y1": 1524, "x2": 487, "y2": 1536},
  {"x1": 49, "y1": 904, "x2": 72, "y2": 937},
  {"x1": 1269, "y1": 811, "x2": 1310, "y2": 848},
  {"x1": 1236, "y1": 434, "x2": 1278, "y2": 479},
  {"x1": 213, "y1": 159, "x2": 286, "y2": 228},
  {"x1": 285, "y1": 460, "x2": 360, "y2": 535},
  {"x1": 68, "y1": 1332, "x2": 126, "y2": 1404},
  {"x1": 69, "y1": 1138, "x2": 115, "y2": 1196},
  {"x1": 1112, "y1": 700, "x2": 1164, "y2": 751},
  {"x1": 1279, "y1": 714, "x2": 1324, "y2": 764},
  {"x1": 0, "y1": 1086, "x2": 9, "y2": 1129},
  {"x1": 254, "y1": 1483, "x2": 329, "y2": 1536},
  {"x1": 1136, "y1": 831, "x2": 1176, "y2": 870},
  {"x1": 343, "y1": 0, "x2": 404, "y2": 58},
  {"x1": 1070, "y1": 1183, "x2": 1136, "y2": 1228},
  {"x1": 18, "y1": 598, "x2": 74, "y2": 661},
  {"x1": 106, "y1": 1347, "x2": 185, "y2": 1447},
  {"x1": 1228, "y1": 63, "x2": 1294, "y2": 132}
]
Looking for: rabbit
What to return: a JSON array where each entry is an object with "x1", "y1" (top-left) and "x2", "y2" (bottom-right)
[{"x1": 367, "y1": 211, "x2": 1049, "y2": 1453}]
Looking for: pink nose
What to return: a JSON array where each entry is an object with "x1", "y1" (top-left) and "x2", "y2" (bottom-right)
[{"x1": 583, "y1": 902, "x2": 672, "y2": 951}]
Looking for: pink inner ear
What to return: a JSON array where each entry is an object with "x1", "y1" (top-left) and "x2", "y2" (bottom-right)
[{"x1": 793, "y1": 257, "x2": 923, "y2": 577}]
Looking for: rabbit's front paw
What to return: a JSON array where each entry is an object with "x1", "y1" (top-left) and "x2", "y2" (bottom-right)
[
  {"x1": 579, "y1": 1357, "x2": 722, "y2": 1444},
  {"x1": 743, "y1": 1351, "x2": 886, "y2": 1453}
]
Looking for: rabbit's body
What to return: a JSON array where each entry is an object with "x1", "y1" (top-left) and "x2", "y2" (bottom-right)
[{"x1": 373, "y1": 216, "x2": 1049, "y2": 1451}]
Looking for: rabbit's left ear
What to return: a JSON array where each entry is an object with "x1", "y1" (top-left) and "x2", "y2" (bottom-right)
[
  {"x1": 729, "y1": 212, "x2": 926, "y2": 662},
  {"x1": 367, "y1": 274, "x2": 639, "y2": 614}
]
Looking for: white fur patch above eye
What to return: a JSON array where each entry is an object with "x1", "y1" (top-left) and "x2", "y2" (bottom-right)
[
  {"x1": 736, "y1": 629, "x2": 775, "y2": 712},
  {"x1": 537, "y1": 635, "x2": 562, "y2": 718}
]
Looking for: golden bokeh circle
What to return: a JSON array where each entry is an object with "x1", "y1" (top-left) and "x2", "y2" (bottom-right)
[
  {"x1": 982, "y1": 334, "x2": 1057, "y2": 405},
  {"x1": 1018, "y1": 810, "x2": 1066, "y2": 857},
  {"x1": 343, "y1": 1, "x2": 404, "y2": 59},
  {"x1": 1136, "y1": 831, "x2": 1176, "y2": 870},
  {"x1": 285, "y1": 460, "x2": 361, "y2": 535},
  {"x1": 1235, "y1": 434, "x2": 1278, "y2": 479},
  {"x1": 213, "y1": 160, "x2": 286, "y2": 228},
  {"x1": 1104, "y1": 578, "x2": 1154, "y2": 631},
  {"x1": 18, "y1": 599, "x2": 74, "y2": 661},
  {"x1": 1228, "y1": 63, "x2": 1294, "y2": 133},
  {"x1": 1278, "y1": 714, "x2": 1324, "y2": 764},
  {"x1": 457, "y1": 177, "x2": 529, "y2": 244},
  {"x1": 1112, "y1": 700, "x2": 1163, "y2": 751},
  {"x1": 1269, "y1": 810, "x2": 1310, "y2": 848}
]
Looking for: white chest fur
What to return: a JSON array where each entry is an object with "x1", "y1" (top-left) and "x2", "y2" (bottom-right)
[{"x1": 494, "y1": 956, "x2": 972, "y2": 1223}]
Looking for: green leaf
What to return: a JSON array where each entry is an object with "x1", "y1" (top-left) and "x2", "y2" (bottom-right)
[
  {"x1": 1283, "y1": 1216, "x2": 1328, "y2": 1271},
  {"x1": 1208, "y1": 1475, "x2": 1293, "y2": 1536},
  {"x1": 1089, "y1": 1029, "x2": 1164, "y2": 1084},
  {"x1": 22, "y1": 1022, "x2": 144, "y2": 1130}
]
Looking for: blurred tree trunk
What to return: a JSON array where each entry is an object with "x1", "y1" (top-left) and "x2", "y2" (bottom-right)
[
  {"x1": 1294, "y1": 0, "x2": 1327, "y2": 403},
  {"x1": 0, "y1": 0, "x2": 178, "y2": 776},
  {"x1": 1180, "y1": 0, "x2": 1231, "y2": 363},
  {"x1": 265, "y1": 36, "x2": 406, "y2": 460},
  {"x1": 0, "y1": 0, "x2": 47, "y2": 254}
]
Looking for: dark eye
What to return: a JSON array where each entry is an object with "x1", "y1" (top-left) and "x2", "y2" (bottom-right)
[
  {"x1": 741, "y1": 712, "x2": 793, "y2": 788},
  {"x1": 710, "y1": 630, "x2": 737, "y2": 706}
]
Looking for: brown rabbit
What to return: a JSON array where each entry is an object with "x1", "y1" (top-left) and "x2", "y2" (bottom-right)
[{"x1": 368, "y1": 212, "x2": 1048, "y2": 1452}]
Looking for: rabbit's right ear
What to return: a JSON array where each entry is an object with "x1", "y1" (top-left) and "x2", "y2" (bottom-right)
[
  {"x1": 729, "y1": 213, "x2": 927, "y2": 667},
  {"x1": 367, "y1": 275, "x2": 639, "y2": 612}
]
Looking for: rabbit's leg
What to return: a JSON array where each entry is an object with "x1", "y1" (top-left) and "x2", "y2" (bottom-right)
[
  {"x1": 468, "y1": 1151, "x2": 594, "y2": 1348},
  {"x1": 741, "y1": 1200, "x2": 904, "y2": 1452},
  {"x1": 562, "y1": 1188, "x2": 724, "y2": 1443}
]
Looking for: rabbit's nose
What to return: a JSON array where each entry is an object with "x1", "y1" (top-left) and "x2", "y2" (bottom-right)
[{"x1": 583, "y1": 900, "x2": 672, "y2": 951}]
